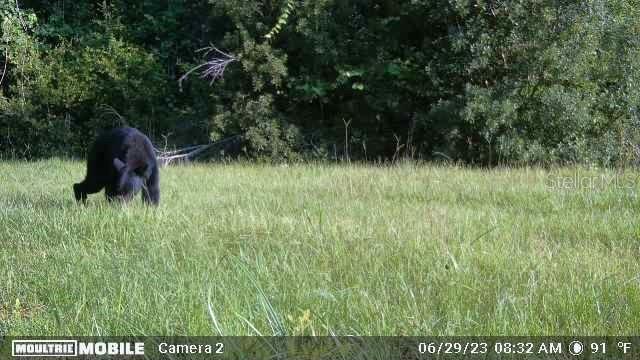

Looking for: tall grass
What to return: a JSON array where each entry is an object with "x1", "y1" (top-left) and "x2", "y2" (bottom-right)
[{"x1": 1, "y1": 160, "x2": 639, "y2": 335}]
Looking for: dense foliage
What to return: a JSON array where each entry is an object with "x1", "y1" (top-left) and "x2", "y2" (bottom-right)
[{"x1": 1, "y1": 0, "x2": 639, "y2": 164}]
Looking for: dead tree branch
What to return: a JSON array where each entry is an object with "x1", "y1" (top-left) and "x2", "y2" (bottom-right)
[
  {"x1": 178, "y1": 45, "x2": 236, "y2": 91},
  {"x1": 156, "y1": 135, "x2": 242, "y2": 166},
  {"x1": 154, "y1": 144, "x2": 204, "y2": 156}
]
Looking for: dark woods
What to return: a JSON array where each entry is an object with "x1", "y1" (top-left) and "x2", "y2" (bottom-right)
[{"x1": 1, "y1": 0, "x2": 639, "y2": 165}]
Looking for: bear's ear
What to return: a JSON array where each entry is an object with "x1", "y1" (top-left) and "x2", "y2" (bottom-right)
[{"x1": 113, "y1": 158, "x2": 127, "y2": 172}]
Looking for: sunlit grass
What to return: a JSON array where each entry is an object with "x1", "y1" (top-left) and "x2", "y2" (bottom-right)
[{"x1": 1, "y1": 160, "x2": 639, "y2": 335}]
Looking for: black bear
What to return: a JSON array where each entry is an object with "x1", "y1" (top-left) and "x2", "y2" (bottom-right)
[{"x1": 74, "y1": 127, "x2": 160, "y2": 205}]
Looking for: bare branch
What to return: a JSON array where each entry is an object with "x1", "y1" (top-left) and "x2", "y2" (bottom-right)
[
  {"x1": 154, "y1": 144, "x2": 204, "y2": 156},
  {"x1": 157, "y1": 135, "x2": 242, "y2": 166},
  {"x1": 200, "y1": 45, "x2": 234, "y2": 59},
  {"x1": 178, "y1": 45, "x2": 236, "y2": 91}
]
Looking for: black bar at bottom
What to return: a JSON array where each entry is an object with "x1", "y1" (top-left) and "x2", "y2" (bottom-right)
[{"x1": 1, "y1": 336, "x2": 637, "y2": 359}]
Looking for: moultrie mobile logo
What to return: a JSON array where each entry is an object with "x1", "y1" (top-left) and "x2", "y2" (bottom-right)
[
  {"x1": 11, "y1": 340, "x2": 145, "y2": 357},
  {"x1": 12, "y1": 340, "x2": 77, "y2": 357}
]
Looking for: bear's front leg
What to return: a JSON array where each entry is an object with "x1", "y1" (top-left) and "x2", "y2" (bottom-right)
[{"x1": 73, "y1": 183, "x2": 87, "y2": 203}]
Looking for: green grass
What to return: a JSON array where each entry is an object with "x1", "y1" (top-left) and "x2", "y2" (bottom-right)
[{"x1": 1, "y1": 160, "x2": 639, "y2": 336}]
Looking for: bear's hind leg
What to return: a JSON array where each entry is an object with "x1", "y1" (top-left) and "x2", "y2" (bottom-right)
[
  {"x1": 142, "y1": 166, "x2": 160, "y2": 206},
  {"x1": 73, "y1": 183, "x2": 86, "y2": 203},
  {"x1": 74, "y1": 178, "x2": 104, "y2": 204}
]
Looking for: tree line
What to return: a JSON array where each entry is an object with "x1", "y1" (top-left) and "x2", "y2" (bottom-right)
[{"x1": 1, "y1": 0, "x2": 639, "y2": 165}]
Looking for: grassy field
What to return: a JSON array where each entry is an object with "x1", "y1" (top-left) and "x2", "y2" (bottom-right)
[{"x1": 1, "y1": 160, "x2": 639, "y2": 336}]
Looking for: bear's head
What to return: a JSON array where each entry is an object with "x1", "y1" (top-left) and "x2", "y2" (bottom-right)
[{"x1": 113, "y1": 158, "x2": 145, "y2": 202}]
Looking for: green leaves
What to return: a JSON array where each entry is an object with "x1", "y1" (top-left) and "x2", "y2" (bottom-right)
[
  {"x1": 455, "y1": 0, "x2": 640, "y2": 164},
  {"x1": 264, "y1": 0, "x2": 297, "y2": 42},
  {"x1": 1, "y1": 0, "x2": 640, "y2": 164}
]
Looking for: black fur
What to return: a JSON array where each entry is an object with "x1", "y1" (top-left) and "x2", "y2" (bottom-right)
[{"x1": 74, "y1": 127, "x2": 160, "y2": 205}]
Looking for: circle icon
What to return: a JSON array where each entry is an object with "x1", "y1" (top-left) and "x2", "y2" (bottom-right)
[{"x1": 569, "y1": 341, "x2": 584, "y2": 356}]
